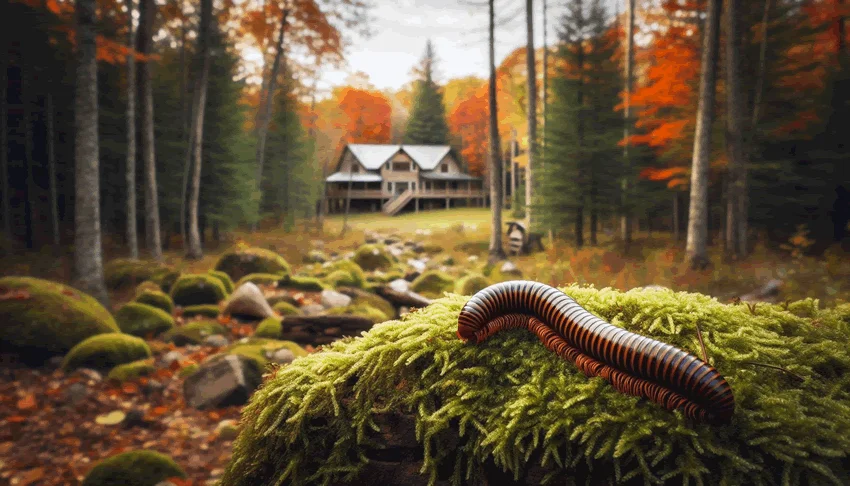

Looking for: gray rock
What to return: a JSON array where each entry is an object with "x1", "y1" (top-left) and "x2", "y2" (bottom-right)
[
  {"x1": 404, "y1": 271, "x2": 421, "y2": 282},
  {"x1": 162, "y1": 350, "x2": 185, "y2": 367},
  {"x1": 223, "y1": 283, "x2": 275, "y2": 319},
  {"x1": 301, "y1": 303, "x2": 326, "y2": 316},
  {"x1": 321, "y1": 290, "x2": 352, "y2": 309},
  {"x1": 467, "y1": 255, "x2": 479, "y2": 262},
  {"x1": 500, "y1": 261, "x2": 521, "y2": 275},
  {"x1": 203, "y1": 334, "x2": 230, "y2": 348},
  {"x1": 72, "y1": 368, "x2": 103, "y2": 383},
  {"x1": 388, "y1": 246, "x2": 404, "y2": 258},
  {"x1": 183, "y1": 355, "x2": 263, "y2": 409},
  {"x1": 66, "y1": 382, "x2": 88, "y2": 405},
  {"x1": 215, "y1": 419, "x2": 240, "y2": 440},
  {"x1": 412, "y1": 242, "x2": 425, "y2": 254},
  {"x1": 740, "y1": 279, "x2": 783, "y2": 303},
  {"x1": 267, "y1": 348, "x2": 296, "y2": 365},
  {"x1": 388, "y1": 278, "x2": 411, "y2": 293},
  {"x1": 304, "y1": 250, "x2": 327, "y2": 264},
  {"x1": 407, "y1": 258, "x2": 426, "y2": 273}
]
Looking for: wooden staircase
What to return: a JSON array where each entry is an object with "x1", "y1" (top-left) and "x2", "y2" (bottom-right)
[{"x1": 382, "y1": 188, "x2": 414, "y2": 216}]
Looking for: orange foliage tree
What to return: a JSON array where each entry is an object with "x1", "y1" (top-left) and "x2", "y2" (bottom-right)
[
  {"x1": 448, "y1": 87, "x2": 489, "y2": 176},
  {"x1": 336, "y1": 87, "x2": 392, "y2": 145}
]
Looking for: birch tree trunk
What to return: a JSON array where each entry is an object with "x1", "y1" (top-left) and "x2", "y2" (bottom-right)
[
  {"x1": 621, "y1": 0, "x2": 636, "y2": 249},
  {"x1": 186, "y1": 0, "x2": 212, "y2": 259},
  {"x1": 47, "y1": 92, "x2": 60, "y2": 248},
  {"x1": 685, "y1": 0, "x2": 721, "y2": 270},
  {"x1": 125, "y1": 0, "x2": 138, "y2": 258},
  {"x1": 524, "y1": 0, "x2": 537, "y2": 231},
  {"x1": 0, "y1": 52, "x2": 9, "y2": 242},
  {"x1": 488, "y1": 0, "x2": 506, "y2": 263},
  {"x1": 138, "y1": 0, "x2": 162, "y2": 260},
  {"x1": 340, "y1": 175, "x2": 352, "y2": 236},
  {"x1": 673, "y1": 192, "x2": 680, "y2": 242},
  {"x1": 73, "y1": 0, "x2": 109, "y2": 305},
  {"x1": 724, "y1": 0, "x2": 747, "y2": 259}
]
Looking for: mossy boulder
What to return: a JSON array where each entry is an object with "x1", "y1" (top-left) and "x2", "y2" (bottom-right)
[
  {"x1": 214, "y1": 247, "x2": 291, "y2": 281},
  {"x1": 106, "y1": 359, "x2": 156, "y2": 382},
  {"x1": 62, "y1": 333, "x2": 152, "y2": 372},
  {"x1": 0, "y1": 277, "x2": 119, "y2": 358},
  {"x1": 114, "y1": 302, "x2": 175, "y2": 338},
  {"x1": 103, "y1": 259, "x2": 174, "y2": 290},
  {"x1": 410, "y1": 271, "x2": 454, "y2": 298},
  {"x1": 208, "y1": 270, "x2": 235, "y2": 294},
  {"x1": 220, "y1": 288, "x2": 850, "y2": 486},
  {"x1": 340, "y1": 289, "x2": 395, "y2": 319},
  {"x1": 280, "y1": 275, "x2": 326, "y2": 292},
  {"x1": 325, "y1": 304, "x2": 389, "y2": 324},
  {"x1": 133, "y1": 289, "x2": 174, "y2": 314},
  {"x1": 455, "y1": 273, "x2": 491, "y2": 296},
  {"x1": 170, "y1": 274, "x2": 228, "y2": 307},
  {"x1": 325, "y1": 270, "x2": 358, "y2": 289},
  {"x1": 217, "y1": 338, "x2": 307, "y2": 369},
  {"x1": 254, "y1": 317, "x2": 283, "y2": 339},
  {"x1": 149, "y1": 270, "x2": 181, "y2": 293},
  {"x1": 323, "y1": 260, "x2": 366, "y2": 288},
  {"x1": 161, "y1": 320, "x2": 227, "y2": 346},
  {"x1": 267, "y1": 293, "x2": 298, "y2": 308},
  {"x1": 272, "y1": 301, "x2": 301, "y2": 316},
  {"x1": 134, "y1": 280, "x2": 161, "y2": 295},
  {"x1": 353, "y1": 244, "x2": 396, "y2": 271},
  {"x1": 181, "y1": 304, "x2": 221, "y2": 319},
  {"x1": 235, "y1": 273, "x2": 285, "y2": 288},
  {"x1": 81, "y1": 450, "x2": 185, "y2": 486}
]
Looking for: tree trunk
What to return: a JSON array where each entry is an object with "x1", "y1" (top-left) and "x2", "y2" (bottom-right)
[
  {"x1": 621, "y1": 0, "x2": 636, "y2": 249},
  {"x1": 22, "y1": 62, "x2": 35, "y2": 249},
  {"x1": 685, "y1": 0, "x2": 721, "y2": 270},
  {"x1": 47, "y1": 92, "x2": 60, "y2": 248},
  {"x1": 0, "y1": 51, "x2": 9, "y2": 242},
  {"x1": 253, "y1": 7, "x2": 290, "y2": 231},
  {"x1": 488, "y1": 0, "x2": 506, "y2": 263},
  {"x1": 724, "y1": 0, "x2": 747, "y2": 259},
  {"x1": 510, "y1": 132, "x2": 517, "y2": 209},
  {"x1": 212, "y1": 220, "x2": 220, "y2": 242},
  {"x1": 138, "y1": 0, "x2": 162, "y2": 260},
  {"x1": 178, "y1": 0, "x2": 190, "y2": 246},
  {"x1": 186, "y1": 0, "x2": 212, "y2": 260},
  {"x1": 340, "y1": 175, "x2": 352, "y2": 236},
  {"x1": 673, "y1": 192, "x2": 680, "y2": 242},
  {"x1": 125, "y1": 0, "x2": 138, "y2": 258},
  {"x1": 73, "y1": 0, "x2": 109, "y2": 305},
  {"x1": 575, "y1": 207, "x2": 584, "y2": 248},
  {"x1": 590, "y1": 208, "x2": 597, "y2": 246},
  {"x1": 524, "y1": 0, "x2": 537, "y2": 231}
]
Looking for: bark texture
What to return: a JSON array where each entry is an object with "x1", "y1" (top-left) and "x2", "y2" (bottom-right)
[
  {"x1": 0, "y1": 52, "x2": 9, "y2": 242},
  {"x1": 524, "y1": 0, "x2": 537, "y2": 230},
  {"x1": 685, "y1": 0, "x2": 722, "y2": 269},
  {"x1": 73, "y1": 0, "x2": 109, "y2": 305},
  {"x1": 138, "y1": 0, "x2": 162, "y2": 260},
  {"x1": 125, "y1": 0, "x2": 138, "y2": 258},
  {"x1": 724, "y1": 0, "x2": 748, "y2": 259},
  {"x1": 47, "y1": 93, "x2": 60, "y2": 248},
  {"x1": 488, "y1": 0, "x2": 505, "y2": 263},
  {"x1": 621, "y1": 0, "x2": 636, "y2": 248}
]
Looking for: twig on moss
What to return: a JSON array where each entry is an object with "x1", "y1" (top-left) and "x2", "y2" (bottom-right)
[
  {"x1": 694, "y1": 322, "x2": 709, "y2": 362},
  {"x1": 740, "y1": 361, "x2": 805, "y2": 382}
]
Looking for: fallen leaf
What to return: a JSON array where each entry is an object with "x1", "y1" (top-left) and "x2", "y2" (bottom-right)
[
  {"x1": 121, "y1": 383, "x2": 139, "y2": 395},
  {"x1": 15, "y1": 467, "x2": 44, "y2": 486},
  {"x1": 95, "y1": 410, "x2": 126, "y2": 425},
  {"x1": 16, "y1": 393, "x2": 36, "y2": 411},
  {"x1": 6, "y1": 415, "x2": 27, "y2": 423}
]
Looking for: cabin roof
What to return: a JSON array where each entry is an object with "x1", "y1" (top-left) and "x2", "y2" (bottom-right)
[
  {"x1": 325, "y1": 172, "x2": 383, "y2": 183},
  {"x1": 344, "y1": 144, "x2": 453, "y2": 171}
]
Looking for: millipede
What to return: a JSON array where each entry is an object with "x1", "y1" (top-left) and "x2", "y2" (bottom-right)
[{"x1": 457, "y1": 281, "x2": 735, "y2": 424}]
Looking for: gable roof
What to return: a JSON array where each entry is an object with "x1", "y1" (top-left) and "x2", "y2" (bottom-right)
[{"x1": 342, "y1": 144, "x2": 453, "y2": 172}]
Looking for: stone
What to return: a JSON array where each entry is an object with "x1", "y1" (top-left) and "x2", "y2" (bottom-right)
[
  {"x1": 740, "y1": 279, "x2": 784, "y2": 303},
  {"x1": 72, "y1": 368, "x2": 103, "y2": 383},
  {"x1": 66, "y1": 382, "x2": 89, "y2": 405},
  {"x1": 215, "y1": 419, "x2": 240, "y2": 441},
  {"x1": 203, "y1": 334, "x2": 230, "y2": 348},
  {"x1": 412, "y1": 242, "x2": 425, "y2": 254},
  {"x1": 388, "y1": 246, "x2": 404, "y2": 258},
  {"x1": 161, "y1": 350, "x2": 184, "y2": 367},
  {"x1": 183, "y1": 355, "x2": 263, "y2": 409},
  {"x1": 404, "y1": 271, "x2": 421, "y2": 282},
  {"x1": 304, "y1": 250, "x2": 327, "y2": 264},
  {"x1": 223, "y1": 283, "x2": 275, "y2": 319},
  {"x1": 407, "y1": 259, "x2": 426, "y2": 273},
  {"x1": 500, "y1": 261, "x2": 521, "y2": 275},
  {"x1": 267, "y1": 348, "x2": 296, "y2": 365},
  {"x1": 321, "y1": 290, "x2": 352, "y2": 309},
  {"x1": 388, "y1": 279, "x2": 411, "y2": 293},
  {"x1": 300, "y1": 304, "x2": 326, "y2": 316},
  {"x1": 467, "y1": 255, "x2": 479, "y2": 262}
]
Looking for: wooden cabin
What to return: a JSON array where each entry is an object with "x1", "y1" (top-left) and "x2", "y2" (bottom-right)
[{"x1": 325, "y1": 144, "x2": 487, "y2": 215}]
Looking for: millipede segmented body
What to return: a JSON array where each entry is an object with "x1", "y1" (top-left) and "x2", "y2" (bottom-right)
[{"x1": 457, "y1": 281, "x2": 735, "y2": 424}]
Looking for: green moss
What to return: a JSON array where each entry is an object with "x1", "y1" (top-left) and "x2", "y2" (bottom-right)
[
  {"x1": 181, "y1": 304, "x2": 221, "y2": 319},
  {"x1": 325, "y1": 304, "x2": 389, "y2": 324},
  {"x1": 134, "y1": 290, "x2": 174, "y2": 314},
  {"x1": 114, "y1": 302, "x2": 175, "y2": 338},
  {"x1": 161, "y1": 320, "x2": 227, "y2": 346},
  {"x1": 81, "y1": 450, "x2": 185, "y2": 486},
  {"x1": 134, "y1": 280, "x2": 161, "y2": 295},
  {"x1": 236, "y1": 273, "x2": 285, "y2": 288},
  {"x1": 214, "y1": 247, "x2": 291, "y2": 281},
  {"x1": 454, "y1": 273, "x2": 491, "y2": 296},
  {"x1": 254, "y1": 317, "x2": 283, "y2": 339},
  {"x1": 149, "y1": 270, "x2": 181, "y2": 293},
  {"x1": 208, "y1": 270, "x2": 235, "y2": 294},
  {"x1": 0, "y1": 277, "x2": 119, "y2": 357},
  {"x1": 325, "y1": 260, "x2": 366, "y2": 288},
  {"x1": 325, "y1": 270, "x2": 358, "y2": 288},
  {"x1": 103, "y1": 259, "x2": 173, "y2": 290},
  {"x1": 348, "y1": 292, "x2": 395, "y2": 319},
  {"x1": 420, "y1": 242, "x2": 444, "y2": 254},
  {"x1": 170, "y1": 274, "x2": 227, "y2": 307},
  {"x1": 280, "y1": 275, "x2": 327, "y2": 292},
  {"x1": 218, "y1": 338, "x2": 307, "y2": 369},
  {"x1": 410, "y1": 271, "x2": 455, "y2": 298},
  {"x1": 106, "y1": 359, "x2": 156, "y2": 382},
  {"x1": 353, "y1": 244, "x2": 396, "y2": 271},
  {"x1": 62, "y1": 333, "x2": 152, "y2": 372},
  {"x1": 221, "y1": 286, "x2": 850, "y2": 486},
  {"x1": 178, "y1": 362, "x2": 200, "y2": 378},
  {"x1": 272, "y1": 301, "x2": 301, "y2": 316},
  {"x1": 267, "y1": 293, "x2": 298, "y2": 307}
]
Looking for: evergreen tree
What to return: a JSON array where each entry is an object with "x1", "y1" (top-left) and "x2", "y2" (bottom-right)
[{"x1": 404, "y1": 40, "x2": 450, "y2": 145}]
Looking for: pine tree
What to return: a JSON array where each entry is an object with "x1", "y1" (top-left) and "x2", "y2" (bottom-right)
[{"x1": 404, "y1": 40, "x2": 450, "y2": 145}]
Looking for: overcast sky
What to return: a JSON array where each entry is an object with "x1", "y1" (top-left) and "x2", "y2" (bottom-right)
[{"x1": 315, "y1": 0, "x2": 620, "y2": 93}]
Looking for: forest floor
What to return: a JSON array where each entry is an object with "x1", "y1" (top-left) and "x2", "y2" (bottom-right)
[{"x1": 0, "y1": 208, "x2": 848, "y2": 485}]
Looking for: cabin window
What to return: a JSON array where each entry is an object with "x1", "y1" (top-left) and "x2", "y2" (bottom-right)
[
  {"x1": 352, "y1": 165, "x2": 360, "y2": 173},
  {"x1": 393, "y1": 161, "x2": 411, "y2": 171},
  {"x1": 441, "y1": 164, "x2": 448, "y2": 173},
  {"x1": 386, "y1": 182, "x2": 391, "y2": 191},
  {"x1": 386, "y1": 162, "x2": 390, "y2": 170}
]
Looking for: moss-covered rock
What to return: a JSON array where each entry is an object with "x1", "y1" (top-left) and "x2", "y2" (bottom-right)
[
  {"x1": 254, "y1": 317, "x2": 282, "y2": 339},
  {"x1": 149, "y1": 270, "x2": 181, "y2": 293},
  {"x1": 103, "y1": 259, "x2": 174, "y2": 290},
  {"x1": 454, "y1": 273, "x2": 491, "y2": 296},
  {"x1": 114, "y1": 302, "x2": 175, "y2": 338},
  {"x1": 325, "y1": 304, "x2": 389, "y2": 324},
  {"x1": 181, "y1": 304, "x2": 221, "y2": 319},
  {"x1": 134, "y1": 280, "x2": 161, "y2": 295},
  {"x1": 62, "y1": 333, "x2": 152, "y2": 372},
  {"x1": 106, "y1": 359, "x2": 156, "y2": 382},
  {"x1": 170, "y1": 274, "x2": 228, "y2": 307},
  {"x1": 410, "y1": 271, "x2": 454, "y2": 298},
  {"x1": 343, "y1": 290, "x2": 395, "y2": 319},
  {"x1": 272, "y1": 301, "x2": 301, "y2": 316},
  {"x1": 133, "y1": 289, "x2": 174, "y2": 314},
  {"x1": 266, "y1": 293, "x2": 298, "y2": 308},
  {"x1": 235, "y1": 273, "x2": 285, "y2": 288},
  {"x1": 353, "y1": 244, "x2": 396, "y2": 271},
  {"x1": 323, "y1": 260, "x2": 366, "y2": 288},
  {"x1": 81, "y1": 450, "x2": 185, "y2": 486},
  {"x1": 0, "y1": 277, "x2": 120, "y2": 358},
  {"x1": 216, "y1": 338, "x2": 307, "y2": 369},
  {"x1": 325, "y1": 270, "x2": 358, "y2": 288},
  {"x1": 280, "y1": 275, "x2": 326, "y2": 292},
  {"x1": 208, "y1": 270, "x2": 235, "y2": 294},
  {"x1": 221, "y1": 288, "x2": 850, "y2": 486},
  {"x1": 161, "y1": 320, "x2": 227, "y2": 346},
  {"x1": 214, "y1": 246, "x2": 291, "y2": 281}
]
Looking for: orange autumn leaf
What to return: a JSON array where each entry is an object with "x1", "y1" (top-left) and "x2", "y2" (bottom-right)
[
  {"x1": 7, "y1": 415, "x2": 28, "y2": 423},
  {"x1": 121, "y1": 383, "x2": 139, "y2": 395},
  {"x1": 16, "y1": 393, "x2": 37, "y2": 411}
]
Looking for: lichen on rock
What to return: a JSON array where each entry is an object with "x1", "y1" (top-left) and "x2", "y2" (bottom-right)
[
  {"x1": 81, "y1": 450, "x2": 185, "y2": 486},
  {"x1": 133, "y1": 289, "x2": 175, "y2": 314},
  {"x1": 62, "y1": 333, "x2": 152, "y2": 373},
  {"x1": 114, "y1": 302, "x2": 175, "y2": 337},
  {"x1": 410, "y1": 271, "x2": 454, "y2": 299},
  {"x1": 221, "y1": 286, "x2": 850, "y2": 486},
  {"x1": 214, "y1": 246, "x2": 291, "y2": 281},
  {"x1": 170, "y1": 274, "x2": 228, "y2": 307},
  {"x1": 353, "y1": 244, "x2": 396, "y2": 271}
]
